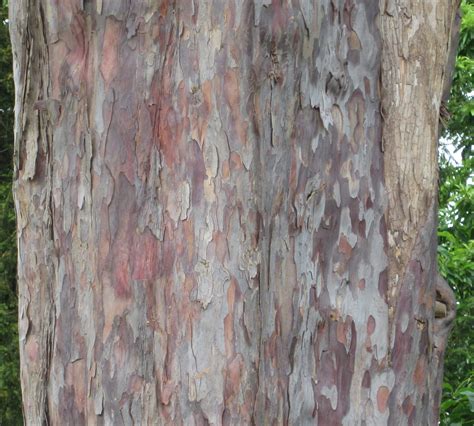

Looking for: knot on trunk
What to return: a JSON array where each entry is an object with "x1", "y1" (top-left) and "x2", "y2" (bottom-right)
[{"x1": 433, "y1": 274, "x2": 456, "y2": 351}]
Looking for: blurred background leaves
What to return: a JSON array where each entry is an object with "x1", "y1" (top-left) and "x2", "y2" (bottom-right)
[
  {"x1": 0, "y1": 0, "x2": 21, "y2": 424},
  {"x1": 439, "y1": 1, "x2": 474, "y2": 424}
]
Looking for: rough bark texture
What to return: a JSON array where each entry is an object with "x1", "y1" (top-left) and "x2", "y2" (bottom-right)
[
  {"x1": 10, "y1": 0, "x2": 458, "y2": 424},
  {"x1": 379, "y1": 1, "x2": 459, "y2": 422}
]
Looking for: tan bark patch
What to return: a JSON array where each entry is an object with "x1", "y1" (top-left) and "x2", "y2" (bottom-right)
[{"x1": 377, "y1": 386, "x2": 390, "y2": 413}]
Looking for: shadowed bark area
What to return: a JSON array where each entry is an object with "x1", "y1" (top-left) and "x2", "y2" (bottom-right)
[{"x1": 10, "y1": 0, "x2": 458, "y2": 424}]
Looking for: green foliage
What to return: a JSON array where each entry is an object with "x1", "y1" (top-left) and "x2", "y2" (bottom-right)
[
  {"x1": 439, "y1": 1, "x2": 474, "y2": 425},
  {"x1": 441, "y1": 0, "x2": 474, "y2": 159},
  {"x1": 441, "y1": 377, "x2": 474, "y2": 426},
  {"x1": 0, "y1": 1, "x2": 21, "y2": 424},
  {"x1": 438, "y1": 159, "x2": 474, "y2": 424},
  {"x1": 0, "y1": 0, "x2": 13, "y2": 178}
]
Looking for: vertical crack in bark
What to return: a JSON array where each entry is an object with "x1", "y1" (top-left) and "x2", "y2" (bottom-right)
[
  {"x1": 269, "y1": 82, "x2": 274, "y2": 148},
  {"x1": 252, "y1": 45, "x2": 266, "y2": 418},
  {"x1": 266, "y1": 220, "x2": 273, "y2": 291},
  {"x1": 38, "y1": 0, "x2": 56, "y2": 419}
]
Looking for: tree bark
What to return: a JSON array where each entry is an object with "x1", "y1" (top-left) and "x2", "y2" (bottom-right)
[{"x1": 10, "y1": 0, "x2": 458, "y2": 424}]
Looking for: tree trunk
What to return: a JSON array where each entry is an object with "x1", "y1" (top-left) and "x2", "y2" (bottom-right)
[{"x1": 10, "y1": 0, "x2": 458, "y2": 424}]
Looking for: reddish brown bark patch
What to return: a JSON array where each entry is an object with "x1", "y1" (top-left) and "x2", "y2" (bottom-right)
[
  {"x1": 100, "y1": 17, "x2": 122, "y2": 86},
  {"x1": 377, "y1": 386, "x2": 390, "y2": 413},
  {"x1": 367, "y1": 315, "x2": 376, "y2": 335}
]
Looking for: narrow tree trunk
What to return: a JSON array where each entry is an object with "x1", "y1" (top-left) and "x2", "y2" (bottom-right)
[{"x1": 10, "y1": 0, "x2": 458, "y2": 424}]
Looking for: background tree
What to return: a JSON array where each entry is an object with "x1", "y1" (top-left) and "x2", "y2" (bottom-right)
[
  {"x1": 0, "y1": 0, "x2": 22, "y2": 423},
  {"x1": 7, "y1": 0, "x2": 462, "y2": 424},
  {"x1": 439, "y1": 0, "x2": 474, "y2": 423}
]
